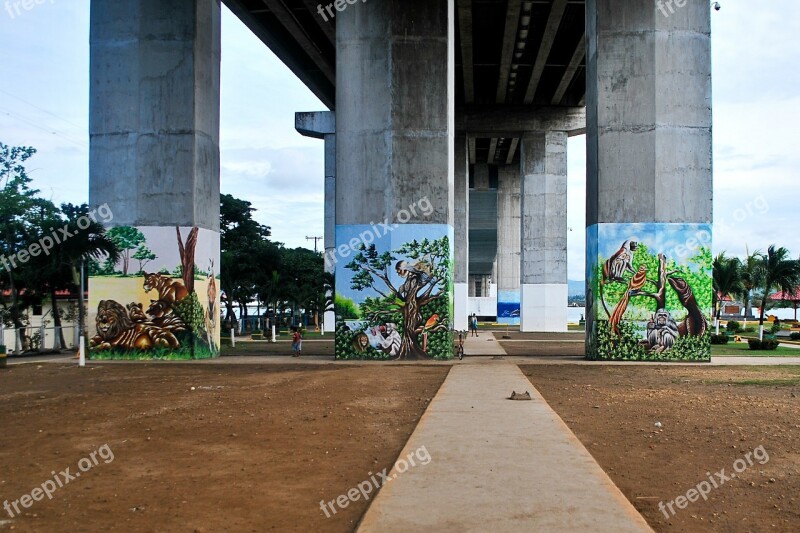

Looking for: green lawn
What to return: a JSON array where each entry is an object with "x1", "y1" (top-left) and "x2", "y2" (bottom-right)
[{"x1": 711, "y1": 342, "x2": 800, "y2": 357}]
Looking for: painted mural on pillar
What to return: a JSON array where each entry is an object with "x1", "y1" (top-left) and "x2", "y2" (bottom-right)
[
  {"x1": 497, "y1": 290, "x2": 520, "y2": 325},
  {"x1": 334, "y1": 224, "x2": 454, "y2": 360},
  {"x1": 586, "y1": 223, "x2": 712, "y2": 361},
  {"x1": 88, "y1": 226, "x2": 221, "y2": 360}
]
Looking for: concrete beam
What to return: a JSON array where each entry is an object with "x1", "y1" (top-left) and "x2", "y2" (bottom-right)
[
  {"x1": 457, "y1": 105, "x2": 585, "y2": 137},
  {"x1": 457, "y1": 0, "x2": 474, "y2": 104},
  {"x1": 487, "y1": 138, "x2": 499, "y2": 164},
  {"x1": 295, "y1": 111, "x2": 335, "y2": 138},
  {"x1": 496, "y1": 0, "x2": 521, "y2": 103},
  {"x1": 262, "y1": 0, "x2": 335, "y2": 84},
  {"x1": 523, "y1": 0, "x2": 568, "y2": 104},
  {"x1": 551, "y1": 34, "x2": 585, "y2": 105},
  {"x1": 223, "y1": 0, "x2": 334, "y2": 109},
  {"x1": 299, "y1": 0, "x2": 335, "y2": 45},
  {"x1": 505, "y1": 138, "x2": 519, "y2": 165}
]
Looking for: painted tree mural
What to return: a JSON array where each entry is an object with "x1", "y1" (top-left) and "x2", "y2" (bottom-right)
[{"x1": 344, "y1": 236, "x2": 451, "y2": 360}]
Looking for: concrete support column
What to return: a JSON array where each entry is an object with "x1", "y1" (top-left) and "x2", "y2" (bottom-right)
[
  {"x1": 89, "y1": 0, "x2": 221, "y2": 358},
  {"x1": 295, "y1": 111, "x2": 336, "y2": 333},
  {"x1": 520, "y1": 132, "x2": 568, "y2": 332},
  {"x1": 585, "y1": 0, "x2": 712, "y2": 360},
  {"x1": 496, "y1": 166, "x2": 521, "y2": 325},
  {"x1": 454, "y1": 134, "x2": 469, "y2": 331},
  {"x1": 335, "y1": 0, "x2": 455, "y2": 360}
]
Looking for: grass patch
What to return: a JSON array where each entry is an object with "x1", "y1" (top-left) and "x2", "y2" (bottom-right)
[{"x1": 711, "y1": 342, "x2": 800, "y2": 357}]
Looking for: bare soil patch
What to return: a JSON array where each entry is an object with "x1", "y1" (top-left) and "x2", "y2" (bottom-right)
[
  {"x1": 521, "y1": 364, "x2": 800, "y2": 532},
  {"x1": 0, "y1": 363, "x2": 448, "y2": 531},
  {"x1": 498, "y1": 332, "x2": 585, "y2": 357}
]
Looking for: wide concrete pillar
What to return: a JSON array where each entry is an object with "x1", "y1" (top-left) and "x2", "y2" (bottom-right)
[
  {"x1": 334, "y1": 0, "x2": 455, "y2": 360},
  {"x1": 496, "y1": 166, "x2": 520, "y2": 325},
  {"x1": 295, "y1": 111, "x2": 336, "y2": 333},
  {"x1": 520, "y1": 132, "x2": 568, "y2": 332},
  {"x1": 89, "y1": 0, "x2": 221, "y2": 359},
  {"x1": 585, "y1": 0, "x2": 713, "y2": 360},
  {"x1": 454, "y1": 134, "x2": 469, "y2": 331}
]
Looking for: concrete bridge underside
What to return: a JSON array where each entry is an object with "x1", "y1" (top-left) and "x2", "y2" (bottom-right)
[{"x1": 90, "y1": 0, "x2": 712, "y2": 357}]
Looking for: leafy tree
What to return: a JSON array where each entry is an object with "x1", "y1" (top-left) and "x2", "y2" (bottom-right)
[
  {"x1": 219, "y1": 194, "x2": 279, "y2": 323},
  {"x1": 132, "y1": 245, "x2": 156, "y2": 274},
  {"x1": 712, "y1": 253, "x2": 743, "y2": 334},
  {"x1": 755, "y1": 245, "x2": 800, "y2": 340},
  {"x1": 28, "y1": 203, "x2": 120, "y2": 347},
  {"x1": 107, "y1": 226, "x2": 145, "y2": 276},
  {"x1": 0, "y1": 143, "x2": 54, "y2": 347}
]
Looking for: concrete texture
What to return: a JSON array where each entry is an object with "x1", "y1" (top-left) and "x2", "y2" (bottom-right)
[
  {"x1": 457, "y1": 105, "x2": 586, "y2": 138},
  {"x1": 356, "y1": 361, "x2": 652, "y2": 532},
  {"x1": 89, "y1": 0, "x2": 221, "y2": 231},
  {"x1": 520, "y1": 132, "x2": 568, "y2": 331},
  {"x1": 585, "y1": 0, "x2": 712, "y2": 226},
  {"x1": 336, "y1": 0, "x2": 454, "y2": 227},
  {"x1": 454, "y1": 134, "x2": 469, "y2": 330}
]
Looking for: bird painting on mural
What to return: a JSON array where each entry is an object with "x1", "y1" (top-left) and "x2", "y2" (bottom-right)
[
  {"x1": 423, "y1": 314, "x2": 440, "y2": 332},
  {"x1": 609, "y1": 265, "x2": 648, "y2": 336}
]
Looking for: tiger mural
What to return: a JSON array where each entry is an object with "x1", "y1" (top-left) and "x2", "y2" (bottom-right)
[
  {"x1": 143, "y1": 273, "x2": 189, "y2": 313},
  {"x1": 90, "y1": 300, "x2": 183, "y2": 351}
]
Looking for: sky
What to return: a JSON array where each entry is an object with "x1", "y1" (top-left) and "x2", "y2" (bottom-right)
[{"x1": 1, "y1": 1, "x2": 799, "y2": 281}]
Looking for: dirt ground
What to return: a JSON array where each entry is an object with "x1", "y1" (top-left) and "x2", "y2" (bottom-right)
[
  {"x1": 522, "y1": 364, "x2": 800, "y2": 532},
  {"x1": 497, "y1": 331, "x2": 585, "y2": 357},
  {"x1": 0, "y1": 363, "x2": 448, "y2": 532}
]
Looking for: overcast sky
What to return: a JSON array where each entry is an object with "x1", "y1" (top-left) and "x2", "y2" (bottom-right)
[{"x1": 1, "y1": 1, "x2": 798, "y2": 280}]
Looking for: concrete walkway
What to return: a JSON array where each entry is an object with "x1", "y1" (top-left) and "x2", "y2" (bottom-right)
[
  {"x1": 462, "y1": 331, "x2": 507, "y2": 356},
  {"x1": 356, "y1": 361, "x2": 652, "y2": 532}
]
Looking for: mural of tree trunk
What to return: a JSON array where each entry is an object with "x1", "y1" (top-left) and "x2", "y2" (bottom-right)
[{"x1": 176, "y1": 227, "x2": 199, "y2": 293}]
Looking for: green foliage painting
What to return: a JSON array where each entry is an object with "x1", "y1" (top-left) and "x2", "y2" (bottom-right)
[
  {"x1": 335, "y1": 225, "x2": 453, "y2": 360},
  {"x1": 587, "y1": 223, "x2": 712, "y2": 361}
]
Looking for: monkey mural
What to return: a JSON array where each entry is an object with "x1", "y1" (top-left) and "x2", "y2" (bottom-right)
[
  {"x1": 646, "y1": 308, "x2": 680, "y2": 353},
  {"x1": 603, "y1": 239, "x2": 638, "y2": 284}
]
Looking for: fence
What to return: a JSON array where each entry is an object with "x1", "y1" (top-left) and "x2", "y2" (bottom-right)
[{"x1": 0, "y1": 324, "x2": 81, "y2": 354}]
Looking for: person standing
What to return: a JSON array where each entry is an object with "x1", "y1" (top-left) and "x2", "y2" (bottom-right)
[
  {"x1": 291, "y1": 326, "x2": 302, "y2": 357},
  {"x1": 470, "y1": 313, "x2": 479, "y2": 337}
]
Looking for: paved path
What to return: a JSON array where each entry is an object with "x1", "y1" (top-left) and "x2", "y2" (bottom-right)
[
  {"x1": 461, "y1": 331, "x2": 507, "y2": 356},
  {"x1": 356, "y1": 361, "x2": 652, "y2": 532}
]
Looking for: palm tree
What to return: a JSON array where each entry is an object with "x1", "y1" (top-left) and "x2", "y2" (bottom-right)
[
  {"x1": 756, "y1": 245, "x2": 800, "y2": 341},
  {"x1": 737, "y1": 249, "x2": 763, "y2": 329},
  {"x1": 712, "y1": 253, "x2": 743, "y2": 335},
  {"x1": 31, "y1": 204, "x2": 119, "y2": 348}
]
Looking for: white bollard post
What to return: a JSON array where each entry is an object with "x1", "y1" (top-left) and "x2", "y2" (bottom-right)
[
  {"x1": 230, "y1": 327, "x2": 235, "y2": 348},
  {"x1": 78, "y1": 336, "x2": 86, "y2": 367},
  {"x1": 39, "y1": 324, "x2": 45, "y2": 350},
  {"x1": 271, "y1": 324, "x2": 277, "y2": 343}
]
